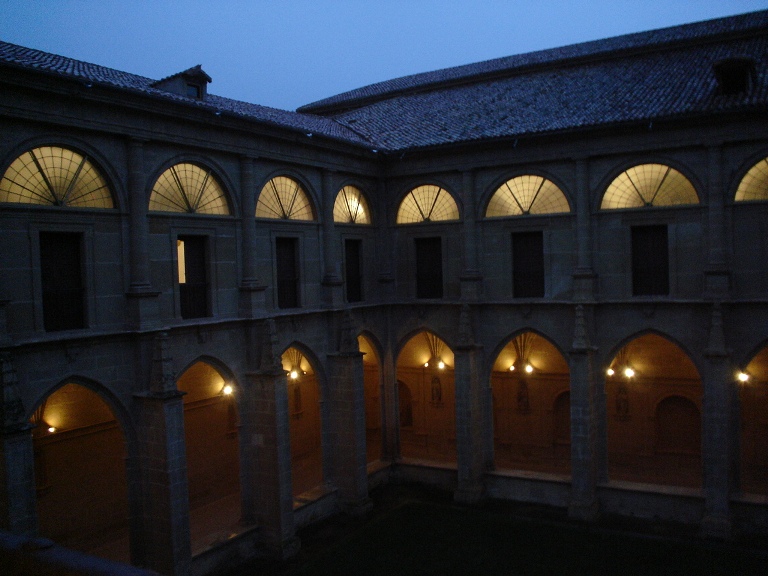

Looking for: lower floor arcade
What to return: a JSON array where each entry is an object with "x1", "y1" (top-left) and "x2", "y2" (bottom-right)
[{"x1": 1, "y1": 304, "x2": 768, "y2": 575}]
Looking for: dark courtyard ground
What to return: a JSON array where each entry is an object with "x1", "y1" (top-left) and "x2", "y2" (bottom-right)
[{"x1": 229, "y1": 483, "x2": 768, "y2": 576}]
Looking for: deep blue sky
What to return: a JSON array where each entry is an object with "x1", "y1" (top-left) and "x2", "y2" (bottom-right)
[{"x1": 1, "y1": 1, "x2": 766, "y2": 111}]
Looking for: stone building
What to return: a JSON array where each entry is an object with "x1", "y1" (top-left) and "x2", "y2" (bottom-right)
[{"x1": 1, "y1": 9, "x2": 768, "y2": 576}]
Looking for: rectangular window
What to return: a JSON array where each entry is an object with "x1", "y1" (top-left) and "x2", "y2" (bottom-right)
[
  {"x1": 40, "y1": 232, "x2": 85, "y2": 331},
  {"x1": 344, "y1": 239, "x2": 363, "y2": 303},
  {"x1": 415, "y1": 237, "x2": 443, "y2": 299},
  {"x1": 512, "y1": 231, "x2": 545, "y2": 298},
  {"x1": 276, "y1": 237, "x2": 300, "y2": 308},
  {"x1": 177, "y1": 235, "x2": 209, "y2": 319},
  {"x1": 632, "y1": 225, "x2": 669, "y2": 296}
]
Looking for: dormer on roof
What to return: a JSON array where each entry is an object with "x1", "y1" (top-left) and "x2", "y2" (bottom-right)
[
  {"x1": 713, "y1": 57, "x2": 756, "y2": 96},
  {"x1": 151, "y1": 65, "x2": 212, "y2": 100}
]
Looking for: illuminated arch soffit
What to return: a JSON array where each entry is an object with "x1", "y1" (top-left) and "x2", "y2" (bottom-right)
[
  {"x1": 0, "y1": 146, "x2": 113, "y2": 208},
  {"x1": 601, "y1": 164, "x2": 699, "y2": 210},
  {"x1": 735, "y1": 157, "x2": 768, "y2": 202},
  {"x1": 333, "y1": 185, "x2": 371, "y2": 224},
  {"x1": 396, "y1": 185, "x2": 459, "y2": 224},
  {"x1": 486, "y1": 175, "x2": 570, "y2": 217},
  {"x1": 150, "y1": 163, "x2": 230, "y2": 214},
  {"x1": 256, "y1": 176, "x2": 315, "y2": 221}
]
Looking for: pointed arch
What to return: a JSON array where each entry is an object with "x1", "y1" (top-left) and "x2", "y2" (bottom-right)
[
  {"x1": 0, "y1": 145, "x2": 114, "y2": 208},
  {"x1": 396, "y1": 184, "x2": 460, "y2": 224},
  {"x1": 601, "y1": 163, "x2": 699, "y2": 209},
  {"x1": 256, "y1": 176, "x2": 315, "y2": 221},
  {"x1": 334, "y1": 185, "x2": 371, "y2": 224},
  {"x1": 149, "y1": 162, "x2": 230, "y2": 214},
  {"x1": 486, "y1": 174, "x2": 570, "y2": 217},
  {"x1": 735, "y1": 156, "x2": 768, "y2": 202}
]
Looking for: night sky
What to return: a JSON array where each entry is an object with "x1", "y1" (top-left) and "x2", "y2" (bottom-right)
[{"x1": 1, "y1": 0, "x2": 765, "y2": 110}]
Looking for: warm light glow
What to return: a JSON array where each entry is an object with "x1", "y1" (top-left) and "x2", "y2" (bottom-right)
[
  {"x1": 290, "y1": 370, "x2": 299, "y2": 380},
  {"x1": 606, "y1": 368, "x2": 615, "y2": 376},
  {"x1": 438, "y1": 360, "x2": 445, "y2": 370},
  {"x1": 525, "y1": 364, "x2": 534, "y2": 374},
  {"x1": 738, "y1": 372, "x2": 750, "y2": 383},
  {"x1": 424, "y1": 362, "x2": 429, "y2": 368},
  {"x1": 509, "y1": 365, "x2": 515, "y2": 371},
  {"x1": 222, "y1": 384, "x2": 233, "y2": 395},
  {"x1": 47, "y1": 426, "x2": 56, "y2": 434},
  {"x1": 623, "y1": 367, "x2": 635, "y2": 378}
]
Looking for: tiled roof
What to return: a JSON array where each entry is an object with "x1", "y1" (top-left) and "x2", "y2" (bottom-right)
[{"x1": 0, "y1": 41, "x2": 373, "y2": 147}]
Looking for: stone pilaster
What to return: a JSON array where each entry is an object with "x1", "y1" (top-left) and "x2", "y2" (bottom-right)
[
  {"x1": 134, "y1": 333, "x2": 191, "y2": 576},
  {"x1": 701, "y1": 304, "x2": 734, "y2": 539},
  {"x1": 460, "y1": 171, "x2": 482, "y2": 301},
  {"x1": 239, "y1": 156, "x2": 266, "y2": 317},
  {"x1": 568, "y1": 304, "x2": 600, "y2": 521},
  {"x1": 0, "y1": 352, "x2": 36, "y2": 535},
  {"x1": 573, "y1": 158, "x2": 596, "y2": 301},
  {"x1": 453, "y1": 305, "x2": 486, "y2": 503},
  {"x1": 704, "y1": 145, "x2": 730, "y2": 298},
  {"x1": 321, "y1": 170, "x2": 344, "y2": 306}
]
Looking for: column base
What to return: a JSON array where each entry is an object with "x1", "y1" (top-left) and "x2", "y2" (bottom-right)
[
  {"x1": 568, "y1": 498, "x2": 600, "y2": 522},
  {"x1": 264, "y1": 535, "x2": 301, "y2": 560},
  {"x1": 700, "y1": 513, "x2": 732, "y2": 540},
  {"x1": 453, "y1": 484, "x2": 484, "y2": 505},
  {"x1": 342, "y1": 496, "x2": 373, "y2": 517}
]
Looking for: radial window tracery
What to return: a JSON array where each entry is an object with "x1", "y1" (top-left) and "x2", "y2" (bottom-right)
[
  {"x1": 486, "y1": 175, "x2": 570, "y2": 217},
  {"x1": 601, "y1": 164, "x2": 698, "y2": 210},
  {"x1": 396, "y1": 185, "x2": 459, "y2": 224},
  {"x1": 0, "y1": 146, "x2": 113, "y2": 208},
  {"x1": 256, "y1": 176, "x2": 315, "y2": 221},
  {"x1": 333, "y1": 185, "x2": 370, "y2": 224},
  {"x1": 150, "y1": 163, "x2": 229, "y2": 215},
  {"x1": 735, "y1": 157, "x2": 768, "y2": 202}
]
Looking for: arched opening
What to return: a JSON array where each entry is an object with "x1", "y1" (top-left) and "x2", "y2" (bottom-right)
[
  {"x1": 282, "y1": 346, "x2": 323, "y2": 497},
  {"x1": 31, "y1": 383, "x2": 129, "y2": 562},
  {"x1": 396, "y1": 331, "x2": 456, "y2": 464},
  {"x1": 606, "y1": 333, "x2": 702, "y2": 488},
  {"x1": 740, "y1": 345, "x2": 768, "y2": 495},
  {"x1": 359, "y1": 335, "x2": 382, "y2": 463},
  {"x1": 490, "y1": 332, "x2": 571, "y2": 475},
  {"x1": 177, "y1": 361, "x2": 241, "y2": 553}
]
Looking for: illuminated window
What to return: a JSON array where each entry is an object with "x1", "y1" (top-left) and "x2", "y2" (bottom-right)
[
  {"x1": 735, "y1": 157, "x2": 768, "y2": 202},
  {"x1": 396, "y1": 185, "x2": 459, "y2": 224},
  {"x1": 0, "y1": 146, "x2": 113, "y2": 208},
  {"x1": 601, "y1": 164, "x2": 698, "y2": 210},
  {"x1": 333, "y1": 185, "x2": 370, "y2": 224},
  {"x1": 150, "y1": 163, "x2": 229, "y2": 214},
  {"x1": 486, "y1": 175, "x2": 569, "y2": 217},
  {"x1": 256, "y1": 176, "x2": 315, "y2": 221}
]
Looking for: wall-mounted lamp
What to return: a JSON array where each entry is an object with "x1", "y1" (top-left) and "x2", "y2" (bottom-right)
[
  {"x1": 289, "y1": 370, "x2": 299, "y2": 380},
  {"x1": 222, "y1": 384, "x2": 233, "y2": 396},
  {"x1": 423, "y1": 362, "x2": 429, "y2": 368},
  {"x1": 737, "y1": 372, "x2": 750, "y2": 383},
  {"x1": 623, "y1": 367, "x2": 635, "y2": 378},
  {"x1": 47, "y1": 426, "x2": 56, "y2": 434},
  {"x1": 438, "y1": 360, "x2": 445, "y2": 370},
  {"x1": 606, "y1": 368, "x2": 615, "y2": 376},
  {"x1": 509, "y1": 365, "x2": 516, "y2": 371},
  {"x1": 524, "y1": 364, "x2": 534, "y2": 374}
]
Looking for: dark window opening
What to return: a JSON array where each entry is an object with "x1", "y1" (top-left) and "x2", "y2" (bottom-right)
[
  {"x1": 186, "y1": 83, "x2": 202, "y2": 98},
  {"x1": 714, "y1": 58, "x2": 755, "y2": 96},
  {"x1": 632, "y1": 225, "x2": 669, "y2": 296},
  {"x1": 276, "y1": 237, "x2": 300, "y2": 308},
  {"x1": 512, "y1": 231, "x2": 545, "y2": 298},
  {"x1": 415, "y1": 237, "x2": 443, "y2": 299},
  {"x1": 178, "y1": 235, "x2": 209, "y2": 319},
  {"x1": 40, "y1": 232, "x2": 85, "y2": 331},
  {"x1": 344, "y1": 239, "x2": 363, "y2": 303}
]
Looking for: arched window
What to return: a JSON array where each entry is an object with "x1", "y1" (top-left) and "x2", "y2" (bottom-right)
[
  {"x1": 396, "y1": 185, "x2": 459, "y2": 224},
  {"x1": 256, "y1": 176, "x2": 315, "y2": 221},
  {"x1": 149, "y1": 163, "x2": 229, "y2": 215},
  {"x1": 601, "y1": 164, "x2": 699, "y2": 210},
  {"x1": 735, "y1": 157, "x2": 768, "y2": 202},
  {"x1": 0, "y1": 146, "x2": 113, "y2": 208},
  {"x1": 486, "y1": 175, "x2": 570, "y2": 217},
  {"x1": 333, "y1": 185, "x2": 370, "y2": 224}
]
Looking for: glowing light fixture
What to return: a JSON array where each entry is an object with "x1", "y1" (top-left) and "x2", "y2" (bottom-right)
[
  {"x1": 525, "y1": 364, "x2": 534, "y2": 374},
  {"x1": 606, "y1": 368, "x2": 615, "y2": 376},
  {"x1": 623, "y1": 367, "x2": 635, "y2": 378},
  {"x1": 290, "y1": 370, "x2": 299, "y2": 380},
  {"x1": 438, "y1": 361, "x2": 445, "y2": 370},
  {"x1": 424, "y1": 362, "x2": 429, "y2": 368},
  {"x1": 222, "y1": 384, "x2": 233, "y2": 396},
  {"x1": 509, "y1": 365, "x2": 515, "y2": 371},
  {"x1": 737, "y1": 372, "x2": 750, "y2": 383},
  {"x1": 47, "y1": 426, "x2": 56, "y2": 434}
]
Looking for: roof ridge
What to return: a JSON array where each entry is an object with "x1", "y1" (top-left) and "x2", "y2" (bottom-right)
[{"x1": 297, "y1": 9, "x2": 768, "y2": 114}]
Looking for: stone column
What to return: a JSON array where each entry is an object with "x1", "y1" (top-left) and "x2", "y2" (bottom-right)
[
  {"x1": 568, "y1": 305, "x2": 600, "y2": 521},
  {"x1": 380, "y1": 339, "x2": 399, "y2": 462},
  {"x1": 460, "y1": 171, "x2": 482, "y2": 301},
  {"x1": 0, "y1": 352, "x2": 36, "y2": 535},
  {"x1": 327, "y1": 316, "x2": 371, "y2": 513},
  {"x1": 376, "y1": 179, "x2": 395, "y2": 299},
  {"x1": 573, "y1": 158, "x2": 596, "y2": 301},
  {"x1": 454, "y1": 305, "x2": 486, "y2": 503},
  {"x1": 704, "y1": 145, "x2": 730, "y2": 298},
  {"x1": 239, "y1": 156, "x2": 266, "y2": 317},
  {"x1": 243, "y1": 319, "x2": 298, "y2": 558},
  {"x1": 134, "y1": 333, "x2": 191, "y2": 576},
  {"x1": 126, "y1": 138, "x2": 159, "y2": 329},
  {"x1": 321, "y1": 170, "x2": 344, "y2": 306},
  {"x1": 701, "y1": 304, "x2": 734, "y2": 539}
]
